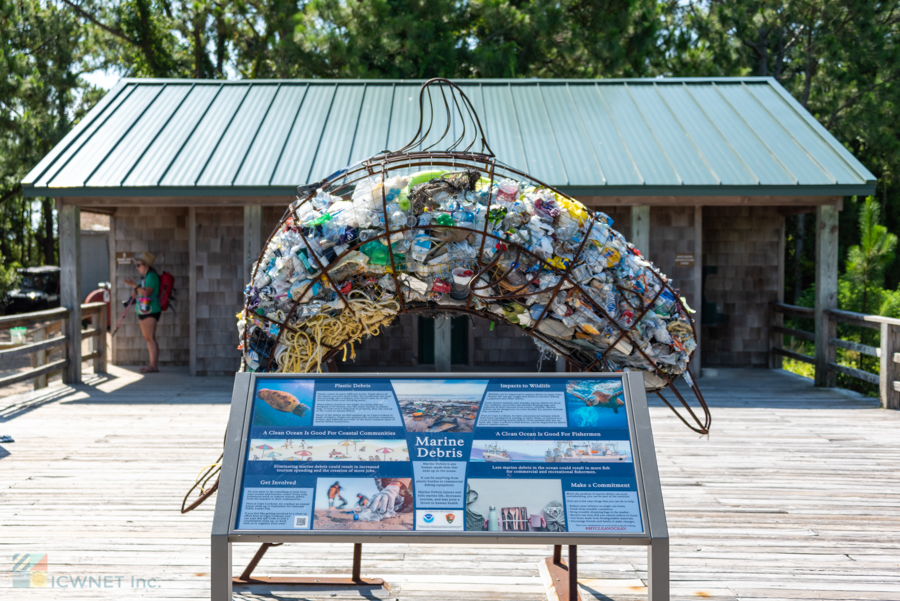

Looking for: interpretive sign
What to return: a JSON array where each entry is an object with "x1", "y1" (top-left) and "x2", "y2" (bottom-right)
[{"x1": 212, "y1": 372, "x2": 668, "y2": 600}]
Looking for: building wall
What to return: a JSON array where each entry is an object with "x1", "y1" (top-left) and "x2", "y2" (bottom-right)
[
  {"x1": 109, "y1": 203, "x2": 783, "y2": 372},
  {"x1": 195, "y1": 207, "x2": 244, "y2": 375},
  {"x1": 702, "y1": 206, "x2": 783, "y2": 367},
  {"x1": 111, "y1": 207, "x2": 190, "y2": 366},
  {"x1": 647, "y1": 206, "x2": 701, "y2": 316}
]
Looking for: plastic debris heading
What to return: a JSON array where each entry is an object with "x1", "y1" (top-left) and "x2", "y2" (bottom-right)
[{"x1": 238, "y1": 78, "x2": 710, "y2": 435}]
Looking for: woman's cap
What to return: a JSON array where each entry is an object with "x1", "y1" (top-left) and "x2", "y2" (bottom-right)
[{"x1": 135, "y1": 252, "x2": 155, "y2": 267}]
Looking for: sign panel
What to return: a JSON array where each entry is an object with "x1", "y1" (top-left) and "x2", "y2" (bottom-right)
[
  {"x1": 674, "y1": 253, "x2": 694, "y2": 267},
  {"x1": 115, "y1": 252, "x2": 134, "y2": 265},
  {"x1": 232, "y1": 375, "x2": 647, "y2": 536}
]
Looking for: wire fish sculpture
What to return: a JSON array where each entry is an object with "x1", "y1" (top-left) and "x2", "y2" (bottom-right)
[{"x1": 237, "y1": 78, "x2": 710, "y2": 436}]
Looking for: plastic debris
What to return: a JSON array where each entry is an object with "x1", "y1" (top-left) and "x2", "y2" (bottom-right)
[{"x1": 238, "y1": 169, "x2": 696, "y2": 390}]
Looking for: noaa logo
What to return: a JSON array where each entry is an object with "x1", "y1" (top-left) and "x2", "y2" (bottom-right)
[{"x1": 423, "y1": 513, "x2": 434, "y2": 523}]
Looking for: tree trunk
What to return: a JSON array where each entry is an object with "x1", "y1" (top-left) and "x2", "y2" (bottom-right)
[
  {"x1": 41, "y1": 198, "x2": 55, "y2": 265},
  {"x1": 757, "y1": 27, "x2": 768, "y2": 76}
]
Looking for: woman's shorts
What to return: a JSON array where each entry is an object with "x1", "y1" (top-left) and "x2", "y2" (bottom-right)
[{"x1": 138, "y1": 312, "x2": 161, "y2": 321}]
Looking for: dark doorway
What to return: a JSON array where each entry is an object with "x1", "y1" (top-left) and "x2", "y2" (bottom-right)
[{"x1": 417, "y1": 316, "x2": 469, "y2": 365}]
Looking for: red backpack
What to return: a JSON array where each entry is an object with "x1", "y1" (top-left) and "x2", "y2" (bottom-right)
[{"x1": 159, "y1": 271, "x2": 175, "y2": 312}]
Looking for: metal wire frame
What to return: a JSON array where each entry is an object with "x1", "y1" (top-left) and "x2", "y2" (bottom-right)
[{"x1": 240, "y1": 80, "x2": 710, "y2": 435}]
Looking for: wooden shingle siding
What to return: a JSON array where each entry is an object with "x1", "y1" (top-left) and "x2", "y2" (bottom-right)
[
  {"x1": 702, "y1": 206, "x2": 783, "y2": 367},
  {"x1": 195, "y1": 207, "x2": 244, "y2": 375},
  {"x1": 111, "y1": 207, "x2": 190, "y2": 366}
]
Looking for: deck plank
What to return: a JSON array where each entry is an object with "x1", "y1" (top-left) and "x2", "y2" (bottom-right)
[{"x1": 0, "y1": 366, "x2": 898, "y2": 600}]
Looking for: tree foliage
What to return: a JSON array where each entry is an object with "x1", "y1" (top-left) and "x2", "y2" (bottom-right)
[{"x1": 3, "y1": 0, "x2": 900, "y2": 310}]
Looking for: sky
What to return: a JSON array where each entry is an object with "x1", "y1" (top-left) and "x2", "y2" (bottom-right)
[{"x1": 391, "y1": 379, "x2": 488, "y2": 399}]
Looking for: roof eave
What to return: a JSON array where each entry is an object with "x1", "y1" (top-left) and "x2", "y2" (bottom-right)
[{"x1": 23, "y1": 183, "x2": 877, "y2": 199}]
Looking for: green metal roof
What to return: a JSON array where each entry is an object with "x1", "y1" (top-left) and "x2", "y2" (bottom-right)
[{"x1": 22, "y1": 78, "x2": 876, "y2": 199}]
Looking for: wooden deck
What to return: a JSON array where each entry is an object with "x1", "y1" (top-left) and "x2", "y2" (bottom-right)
[{"x1": 1, "y1": 367, "x2": 898, "y2": 600}]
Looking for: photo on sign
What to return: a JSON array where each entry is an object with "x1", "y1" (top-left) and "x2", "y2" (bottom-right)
[
  {"x1": 391, "y1": 379, "x2": 487, "y2": 433},
  {"x1": 466, "y1": 479, "x2": 565, "y2": 532},
  {"x1": 251, "y1": 380, "x2": 315, "y2": 427},
  {"x1": 247, "y1": 438, "x2": 410, "y2": 462},
  {"x1": 313, "y1": 477, "x2": 414, "y2": 531},
  {"x1": 470, "y1": 440, "x2": 631, "y2": 463},
  {"x1": 565, "y1": 379, "x2": 627, "y2": 428}
]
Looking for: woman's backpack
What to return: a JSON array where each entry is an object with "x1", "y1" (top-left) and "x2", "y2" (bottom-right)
[{"x1": 159, "y1": 271, "x2": 175, "y2": 312}]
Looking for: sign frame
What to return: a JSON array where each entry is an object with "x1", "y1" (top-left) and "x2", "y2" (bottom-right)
[{"x1": 212, "y1": 371, "x2": 668, "y2": 599}]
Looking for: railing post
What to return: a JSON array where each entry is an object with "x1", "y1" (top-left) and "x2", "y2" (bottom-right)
[
  {"x1": 815, "y1": 205, "x2": 839, "y2": 387},
  {"x1": 95, "y1": 303, "x2": 108, "y2": 375},
  {"x1": 879, "y1": 322, "x2": 900, "y2": 410},
  {"x1": 815, "y1": 310, "x2": 837, "y2": 387},
  {"x1": 769, "y1": 304, "x2": 783, "y2": 369},
  {"x1": 59, "y1": 203, "x2": 82, "y2": 384},
  {"x1": 31, "y1": 325, "x2": 48, "y2": 390}
]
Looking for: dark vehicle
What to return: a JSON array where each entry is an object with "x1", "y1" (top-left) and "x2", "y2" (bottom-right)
[{"x1": 5, "y1": 266, "x2": 60, "y2": 314}]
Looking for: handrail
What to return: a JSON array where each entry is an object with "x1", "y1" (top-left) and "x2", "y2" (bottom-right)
[
  {"x1": 825, "y1": 307, "x2": 900, "y2": 329},
  {"x1": 1, "y1": 301, "x2": 108, "y2": 392},
  {"x1": 0, "y1": 307, "x2": 69, "y2": 329},
  {"x1": 770, "y1": 302, "x2": 900, "y2": 409}
]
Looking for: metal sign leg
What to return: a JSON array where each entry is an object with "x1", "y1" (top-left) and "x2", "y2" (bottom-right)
[
  {"x1": 211, "y1": 535, "x2": 232, "y2": 601},
  {"x1": 543, "y1": 545, "x2": 581, "y2": 601},
  {"x1": 568, "y1": 545, "x2": 578, "y2": 601},
  {"x1": 648, "y1": 538, "x2": 669, "y2": 601}
]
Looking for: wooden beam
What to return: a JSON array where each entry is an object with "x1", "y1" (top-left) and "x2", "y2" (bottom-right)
[
  {"x1": 243, "y1": 206, "x2": 264, "y2": 285},
  {"x1": 814, "y1": 205, "x2": 838, "y2": 387},
  {"x1": 60, "y1": 193, "x2": 845, "y2": 209},
  {"x1": 189, "y1": 207, "x2": 197, "y2": 377},
  {"x1": 0, "y1": 307, "x2": 68, "y2": 329},
  {"x1": 108, "y1": 212, "x2": 118, "y2": 365},
  {"x1": 880, "y1": 322, "x2": 900, "y2": 410},
  {"x1": 59, "y1": 195, "x2": 292, "y2": 208},
  {"x1": 578, "y1": 195, "x2": 843, "y2": 207},
  {"x1": 1, "y1": 334, "x2": 68, "y2": 360},
  {"x1": 630, "y1": 206, "x2": 650, "y2": 253},
  {"x1": 95, "y1": 303, "x2": 108, "y2": 374},
  {"x1": 693, "y1": 206, "x2": 702, "y2": 375},
  {"x1": 771, "y1": 213, "x2": 786, "y2": 369},
  {"x1": 59, "y1": 203, "x2": 82, "y2": 384}
]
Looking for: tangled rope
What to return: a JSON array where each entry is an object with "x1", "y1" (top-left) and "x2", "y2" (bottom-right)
[{"x1": 275, "y1": 290, "x2": 401, "y2": 373}]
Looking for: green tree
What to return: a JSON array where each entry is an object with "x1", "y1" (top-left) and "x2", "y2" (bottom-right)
[
  {"x1": 0, "y1": 252, "x2": 20, "y2": 311},
  {"x1": 0, "y1": 0, "x2": 102, "y2": 267},
  {"x1": 844, "y1": 197, "x2": 897, "y2": 314}
]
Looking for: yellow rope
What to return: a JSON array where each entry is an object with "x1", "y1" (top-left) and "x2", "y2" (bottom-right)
[{"x1": 275, "y1": 290, "x2": 400, "y2": 373}]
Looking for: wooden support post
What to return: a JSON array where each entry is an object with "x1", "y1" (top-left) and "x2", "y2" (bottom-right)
[
  {"x1": 434, "y1": 317, "x2": 452, "y2": 373},
  {"x1": 815, "y1": 205, "x2": 838, "y2": 387},
  {"x1": 59, "y1": 203, "x2": 82, "y2": 384},
  {"x1": 108, "y1": 213, "x2": 118, "y2": 365},
  {"x1": 693, "y1": 206, "x2": 703, "y2": 376},
  {"x1": 771, "y1": 216, "x2": 786, "y2": 369},
  {"x1": 630, "y1": 205, "x2": 650, "y2": 255},
  {"x1": 94, "y1": 303, "x2": 107, "y2": 374},
  {"x1": 189, "y1": 207, "x2": 198, "y2": 377},
  {"x1": 31, "y1": 326, "x2": 47, "y2": 390},
  {"x1": 880, "y1": 322, "x2": 900, "y2": 410},
  {"x1": 243, "y1": 205, "x2": 264, "y2": 285}
]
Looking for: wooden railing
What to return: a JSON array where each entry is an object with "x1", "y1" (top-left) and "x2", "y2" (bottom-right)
[
  {"x1": 770, "y1": 302, "x2": 900, "y2": 410},
  {"x1": 0, "y1": 302, "x2": 107, "y2": 391}
]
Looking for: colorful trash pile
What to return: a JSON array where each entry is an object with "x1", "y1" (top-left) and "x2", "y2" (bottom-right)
[{"x1": 238, "y1": 168, "x2": 696, "y2": 390}]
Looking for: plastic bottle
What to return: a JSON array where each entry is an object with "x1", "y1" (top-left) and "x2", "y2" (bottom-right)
[
  {"x1": 488, "y1": 506, "x2": 499, "y2": 531},
  {"x1": 497, "y1": 179, "x2": 518, "y2": 203}
]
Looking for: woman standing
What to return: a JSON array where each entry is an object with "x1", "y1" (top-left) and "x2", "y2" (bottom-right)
[{"x1": 124, "y1": 252, "x2": 160, "y2": 373}]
